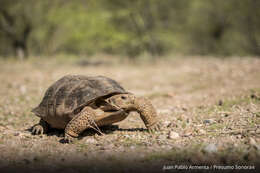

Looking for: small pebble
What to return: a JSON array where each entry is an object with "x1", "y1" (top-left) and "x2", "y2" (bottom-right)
[
  {"x1": 183, "y1": 129, "x2": 193, "y2": 137},
  {"x1": 85, "y1": 138, "x2": 96, "y2": 144},
  {"x1": 250, "y1": 94, "x2": 257, "y2": 99},
  {"x1": 236, "y1": 135, "x2": 242, "y2": 139},
  {"x1": 158, "y1": 109, "x2": 171, "y2": 114},
  {"x1": 167, "y1": 122, "x2": 178, "y2": 128},
  {"x1": 248, "y1": 138, "x2": 260, "y2": 150},
  {"x1": 182, "y1": 107, "x2": 188, "y2": 111},
  {"x1": 130, "y1": 146, "x2": 135, "y2": 150},
  {"x1": 123, "y1": 134, "x2": 131, "y2": 138},
  {"x1": 203, "y1": 143, "x2": 218, "y2": 153},
  {"x1": 168, "y1": 131, "x2": 180, "y2": 139},
  {"x1": 254, "y1": 145, "x2": 260, "y2": 151},
  {"x1": 249, "y1": 137, "x2": 256, "y2": 145},
  {"x1": 157, "y1": 134, "x2": 167, "y2": 140},
  {"x1": 203, "y1": 119, "x2": 214, "y2": 124},
  {"x1": 163, "y1": 121, "x2": 171, "y2": 127},
  {"x1": 13, "y1": 132, "x2": 20, "y2": 136},
  {"x1": 198, "y1": 129, "x2": 206, "y2": 135},
  {"x1": 19, "y1": 85, "x2": 27, "y2": 94},
  {"x1": 99, "y1": 147, "x2": 105, "y2": 150},
  {"x1": 217, "y1": 119, "x2": 224, "y2": 123}
]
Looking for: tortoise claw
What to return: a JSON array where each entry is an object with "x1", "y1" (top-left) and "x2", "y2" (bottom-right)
[
  {"x1": 32, "y1": 125, "x2": 44, "y2": 135},
  {"x1": 148, "y1": 122, "x2": 161, "y2": 133}
]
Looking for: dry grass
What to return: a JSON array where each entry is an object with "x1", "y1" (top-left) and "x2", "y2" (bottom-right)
[{"x1": 0, "y1": 56, "x2": 260, "y2": 172}]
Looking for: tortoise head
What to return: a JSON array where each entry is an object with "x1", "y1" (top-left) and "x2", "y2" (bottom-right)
[
  {"x1": 106, "y1": 93, "x2": 136, "y2": 111},
  {"x1": 106, "y1": 93, "x2": 159, "y2": 129}
]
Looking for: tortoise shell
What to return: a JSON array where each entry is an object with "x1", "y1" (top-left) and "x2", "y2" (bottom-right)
[{"x1": 32, "y1": 75, "x2": 127, "y2": 118}]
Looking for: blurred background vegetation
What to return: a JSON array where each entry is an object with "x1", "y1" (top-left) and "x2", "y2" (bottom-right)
[{"x1": 0, "y1": 0, "x2": 259, "y2": 59}]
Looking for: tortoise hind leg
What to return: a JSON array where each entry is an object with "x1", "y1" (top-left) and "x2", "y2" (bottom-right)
[
  {"x1": 32, "y1": 119, "x2": 49, "y2": 135},
  {"x1": 64, "y1": 107, "x2": 95, "y2": 143}
]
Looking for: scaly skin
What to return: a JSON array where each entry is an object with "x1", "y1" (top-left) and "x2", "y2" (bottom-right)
[
  {"x1": 64, "y1": 107, "x2": 128, "y2": 143},
  {"x1": 106, "y1": 94, "x2": 161, "y2": 132},
  {"x1": 65, "y1": 107, "x2": 93, "y2": 138},
  {"x1": 133, "y1": 97, "x2": 160, "y2": 132}
]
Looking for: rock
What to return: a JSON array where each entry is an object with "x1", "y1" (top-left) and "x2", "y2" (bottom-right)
[
  {"x1": 248, "y1": 137, "x2": 260, "y2": 150},
  {"x1": 157, "y1": 134, "x2": 167, "y2": 140},
  {"x1": 250, "y1": 93, "x2": 259, "y2": 99},
  {"x1": 163, "y1": 121, "x2": 171, "y2": 127},
  {"x1": 203, "y1": 143, "x2": 218, "y2": 153},
  {"x1": 130, "y1": 145, "x2": 135, "y2": 150},
  {"x1": 13, "y1": 132, "x2": 20, "y2": 136},
  {"x1": 177, "y1": 114, "x2": 188, "y2": 121},
  {"x1": 94, "y1": 134, "x2": 101, "y2": 139},
  {"x1": 99, "y1": 147, "x2": 105, "y2": 150},
  {"x1": 233, "y1": 143, "x2": 238, "y2": 147},
  {"x1": 123, "y1": 134, "x2": 131, "y2": 138},
  {"x1": 168, "y1": 131, "x2": 180, "y2": 139},
  {"x1": 135, "y1": 134, "x2": 143, "y2": 140},
  {"x1": 183, "y1": 133, "x2": 192, "y2": 138},
  {"x1": 167, "y1": 92, "x2": 176, "y2": 97},
  {"x1": 249, "y1": 137, "x2": 256, "y2": 145},
  {"x1": 186, "y1": 118, "x2": 192, "y2": 124},
  {"x1": 217, "y1": 119, "x2": 224, "y2": 123},
  {"x1": 19, "y1": 85, "x2": 27, "y2": 94},
  {"x1": 167, "y1": 122, "x2": 178, "y2": 128},
  {"x1": 85, "y1": 138, "x2": 97, "y2": 144},
  {"x1": 218, "y1": 100, "x2": 223, "y2": 106},
  {"x1": 256, "y1": 128, "x2": 260, "y2": 134},
  {"x1": 254, "y1": 145, "x2": 260, "y2": 151},
  {"x1": 182, "y1": 129, "x2": 193, "y2": 137},
  {"x1": 203, "y1": 119, "x2": 214, "y2": 124},
  {"x1": 182, "y1": 107, "x2": 188, "y2": 111},
  {"x1": 198, "y1": 129, "x2": 206, "y2": 135},
  {"x1": 157, "y1": 109, "x2": 170, "y2": 114},
  {"x1": 236, "y1": 135, "x2": 242, "y2": 139},
  {"x1": 171, "y1": 117, "x2": 177, "y2": 121}
]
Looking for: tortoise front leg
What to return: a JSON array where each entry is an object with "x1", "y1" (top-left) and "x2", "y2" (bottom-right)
[
  {"x1": 32, "y1": 119, "x2": 49, "y2": 135},
  {"x1": 64, "y1": 107, "x2": 95, "y2": 143}
]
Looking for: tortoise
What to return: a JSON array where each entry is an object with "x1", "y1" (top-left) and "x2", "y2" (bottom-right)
[{"x1": 32, "y1": 75, "x2": 160, "y2": 142}]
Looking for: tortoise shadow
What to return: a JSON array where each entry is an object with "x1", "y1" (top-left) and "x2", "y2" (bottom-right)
[
  {"x1": 79, "y1": 125, "x2": 147, "y2": 138},
  {"x1": 26, "y1": 125, "x2": 148, "y2": 144}
]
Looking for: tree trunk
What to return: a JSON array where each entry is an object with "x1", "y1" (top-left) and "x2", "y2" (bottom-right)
[
  {"x1": 15, "y1": 46, "x2": 26, "y2": 60},
  {"x1": 0, "y1": 9, "x2": 31, "y2": 59}
]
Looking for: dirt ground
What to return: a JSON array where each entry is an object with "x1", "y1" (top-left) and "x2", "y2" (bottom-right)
[{"x1": 0, "y1": 56, "x2": 260, "y2": 172}]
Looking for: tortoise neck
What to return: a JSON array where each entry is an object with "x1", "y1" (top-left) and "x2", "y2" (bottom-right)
[{"x1": 133, "y1": 97, "x2": 157, "y2": 128}]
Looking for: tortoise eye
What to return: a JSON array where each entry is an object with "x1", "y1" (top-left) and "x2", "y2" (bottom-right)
[{"x1": 121, "y1": 96, "x2": 127, "y2": 100}]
